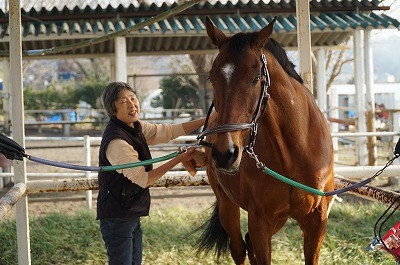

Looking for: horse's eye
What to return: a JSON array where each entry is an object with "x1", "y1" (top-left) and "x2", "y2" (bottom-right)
[
  {"x1": 252, "y1": 76, "x2": 261, "y2": 85},
  {"x1": 207, "y1": 76, "x2": 212, "y2": 83}
]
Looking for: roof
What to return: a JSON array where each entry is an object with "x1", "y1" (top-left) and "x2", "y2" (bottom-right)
[{"x1": 0, "y1": 0, "x2": 399, "y2": 58}]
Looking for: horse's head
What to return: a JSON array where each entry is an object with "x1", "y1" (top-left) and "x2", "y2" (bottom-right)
[{"x1": 205, "y1": 16, "x2": 276, "y2": 174}]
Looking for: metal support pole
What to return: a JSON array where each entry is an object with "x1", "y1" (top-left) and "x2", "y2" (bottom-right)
[
  {"x1": 316, "y1": 48, "x2": 327, "y2": 115},
  {"x1": 353, "y1": 29, "x2": 368, "y2": 166},
  {"x1": 296, "y1": 0, "x2": 313, "y2": 92},
  {"x1": 9, "y1": 0, "x2": 31, "y2": 263},
  {"x1": 115, "y1": 37, "x2": 127, "y2": 82},
  {"x1": 84, "y1": 135, "x2": 92, "y2": 209}
]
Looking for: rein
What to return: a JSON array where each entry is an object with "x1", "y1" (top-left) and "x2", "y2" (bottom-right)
[{"x1": 197, "y1": 54, "x2": 270, "y2": 150}]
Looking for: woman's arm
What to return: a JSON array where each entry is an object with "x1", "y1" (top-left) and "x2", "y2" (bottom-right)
[
  {"x1": 181, "y1": 112, "x2": 216, "y2": 134},
  {"x1": 146, "y1": 147, "x2": 195, "y2": 186}
]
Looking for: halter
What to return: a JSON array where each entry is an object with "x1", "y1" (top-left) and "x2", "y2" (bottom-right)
[{"x1": 197, "y1": 54, "x2": 271, "y2": 151}]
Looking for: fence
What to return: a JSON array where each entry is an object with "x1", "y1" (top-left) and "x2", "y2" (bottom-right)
[{"x1": 1, "y1": 132, "x2": 400, "y2": 265}]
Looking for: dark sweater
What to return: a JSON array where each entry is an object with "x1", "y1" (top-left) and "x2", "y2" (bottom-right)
[{"x1": 96, "y1": 117, "x2": 153, "y2": 219}]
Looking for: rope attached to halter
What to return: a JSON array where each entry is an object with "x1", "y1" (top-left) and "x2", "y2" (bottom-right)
[
  {"x1": 246, "y1": 138, "x2": 400, "y2": 197},
  {"x1": 0, "y1": 133, "x2": 190, "y2": 172}
]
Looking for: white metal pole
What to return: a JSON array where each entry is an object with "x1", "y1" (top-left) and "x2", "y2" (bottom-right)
[
  {"x1": 115, "y1": 36, "x2": 127, "y2": 82},
  {"x1": 353, "y1": 30, "x2": 367, "y2": 166},
  {"x1": 9, "y1": 0, "x2": 31, "y2": 264},
  {"x1": 296, "y1": 0, "x2": 313, "y2": 92},
  {"x1": 84, "y1": 135, "x2": 92, "y2": 209},
  {"x1": 316, "y1": 48, "x2": 327, "y2": 115},
  {"x1": 2, "y1": 59, "x2": 12, "y2": 188},
  {"x1": 329, "y1": 88, "x2": 339, "y2": 162}
]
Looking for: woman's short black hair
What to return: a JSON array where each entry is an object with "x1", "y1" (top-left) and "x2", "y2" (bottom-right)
[{"x1": 102, "y1": 81, "x2": 138, "y2": 117}]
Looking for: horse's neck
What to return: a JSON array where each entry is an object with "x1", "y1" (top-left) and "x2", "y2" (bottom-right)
[{"x1": 261, "y1": 69, "x2": 320, "y2": 145}]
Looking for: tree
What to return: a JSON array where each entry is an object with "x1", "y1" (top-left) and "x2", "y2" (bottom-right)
[{"x1": 158, "y1": 75, "x2": 201, "y2": 110}]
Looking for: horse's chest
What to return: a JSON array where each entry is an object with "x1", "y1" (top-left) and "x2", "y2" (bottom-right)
[{"x1": 215, "y1": 173, "x2": 243, "y2": 205}]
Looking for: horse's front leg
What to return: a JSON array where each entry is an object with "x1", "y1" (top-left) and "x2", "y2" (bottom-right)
[
  {"x1": 247, "y1": 212, "x2": 274, "y2": 265},
  {"x1": 299, "y1": 197, "x2": 330, "y2": 265},
  {"x1": 217, "y1": 188, "x2": 247, "y2": 264}
]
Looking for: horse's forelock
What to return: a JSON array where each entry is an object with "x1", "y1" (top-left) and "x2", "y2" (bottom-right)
[
  {"x1": 225, "y1": 33, "x2": 303, "y2": 84},
  {"x1": 227, "y1": 32, "x2": 257, "y2": 61}
]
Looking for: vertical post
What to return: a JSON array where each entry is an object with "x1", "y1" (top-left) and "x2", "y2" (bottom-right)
[
  {"x1": 296, "y1": 0, "x2": 313, "y2": 92},
  {"x1": 84, "y1": 135, "x2": 92, "y2": 209},
  {"x1": 9, "y1": 0, "x2": 31, "y2": 264},
  {"x1": 330, "y1": 88, "x2": 339, "y2": 162},
  {"x1": 2, "y1": 59, "x2": 11, "y2": 134},
  {"x1": 115, "y1": 37, "x2": 127, "y2": 82},
  {"x1": 353, "y1": 30, "x2": 367, "y2": 166},
  {"x1": 316, "y1": 48, "x2": 327, "y2": 115},
  {"x1": 110, "y1": 57, "x2": 116, "y2": 81},
  {"x1": 364, "y1": 30, "x2": 377, "y2": 166}
]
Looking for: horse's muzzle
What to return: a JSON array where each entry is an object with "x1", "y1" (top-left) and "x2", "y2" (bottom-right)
[{"x1": 211, "y1": 144, "x2": 240, "y2": 174}]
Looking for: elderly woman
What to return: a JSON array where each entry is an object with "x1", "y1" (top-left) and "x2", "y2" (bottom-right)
[{"x1": 97, "y1": 81, "x2": 208, "y2": 265}]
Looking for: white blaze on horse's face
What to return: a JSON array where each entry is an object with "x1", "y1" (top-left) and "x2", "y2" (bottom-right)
[{"x1": 221, "y1": 63, "x2": 235, "y2": 84}]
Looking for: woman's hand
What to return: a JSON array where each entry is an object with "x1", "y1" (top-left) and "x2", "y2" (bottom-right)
[
  {"x1": 179, "y1": 146, "x2": 196, "y2": 162},
  {"x1": 181, "y1": 147, "x2": 207, "y2": 176}
]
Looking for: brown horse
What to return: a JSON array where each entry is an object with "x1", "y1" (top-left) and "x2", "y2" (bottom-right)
[{"x1": 195, "y1": 17, "x2": 334, "y2": 265}]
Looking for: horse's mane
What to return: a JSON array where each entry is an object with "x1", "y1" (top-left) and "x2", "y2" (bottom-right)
[{"x1": 228, "y1": 33, "x2": 303, "y2": 84}]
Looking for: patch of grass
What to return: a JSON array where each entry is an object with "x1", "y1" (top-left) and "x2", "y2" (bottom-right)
[{"x1": 0, "y1": 200, "x2": 399, "y2": 264}]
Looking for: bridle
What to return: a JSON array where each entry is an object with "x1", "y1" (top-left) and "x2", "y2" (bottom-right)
[{"x1": 197, "y1": 53, "x2": 271, "y2": 152}]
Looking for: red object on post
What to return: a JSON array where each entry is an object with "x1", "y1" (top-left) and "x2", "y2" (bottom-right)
[{"x1": 382, "y1": 221, "x2": 400, "y2": 260}]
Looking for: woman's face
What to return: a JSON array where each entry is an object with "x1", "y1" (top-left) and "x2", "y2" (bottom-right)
[{"x1": 114, "y1": 89, "x2": 140, "y2": 127}]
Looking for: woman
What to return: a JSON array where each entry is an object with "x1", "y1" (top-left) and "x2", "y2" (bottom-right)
[{"x1": 97, "y1": 81, "x2": 208, "y2": 265}]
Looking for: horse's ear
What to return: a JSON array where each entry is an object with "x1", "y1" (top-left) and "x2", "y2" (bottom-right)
[
  {"x1": 255, "y1": 17, "x2": 277, "y2": 48},
  {"x1": 205, "y1": 16, "x2": 228, "y2": 49}
]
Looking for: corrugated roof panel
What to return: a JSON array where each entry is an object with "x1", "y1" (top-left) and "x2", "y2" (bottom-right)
[
  {"x1": 350, "y1": 13, "x2": 372, "y2": 28},
  {"x1": 189, "y1": 16, "x2": 204, "y2": 33},
  {"x1": 180, "y1": 17, "x2": 195, "y2": 32},
  {"x1": 212, "y1": 16, "x2": 229, "y2": 32},
  {"x1": 158, "y1": 19, "x2": 173, "y2": 34},
  {"x1": 169, "y1": 19, "x2": 184, "y2": 33},
  {"x1": 272, "y1": 17, "x2": 285, "y2": 33},
  {"x1": 377, "y1": 13, "x2": 400, "y2": 28},
  {"x1": 94, "y1": 21, "x2": 104, "y2": 34},
  {"x1": 243, "y1": 14, "x2": 262, "y2": 31},
  {"x1": 233, "y1": 16, "x2": 251, "y2": 32},
  {"x1": 328, "y1": 13, "x2": 348, "y2": 29},
  {"x1": 358, "y1": 12, "x2": 380, "y2": 28},
  {"x1": 61, "y1": 23, "x2": 70, "y2": 36},
  {"x1": 104, "y1": 20, "x2": 116, "y2": 34},
  {"x1": 115, "y1": 20, "x2": 124, "y2": 32},
  {"x1": 338, "y1": 13, "x2": 360, "y2": 29},
  {"x1": 277, "y1": 16, "x2": 295, "y2": 32},
  {"x1": 82, "y1": 21, "x2": 93, "y2": 34},
  {"x1": 0, "y1": 0, "x2": 399, "y2": 56},
  {"x1": 319, "y1": 13, "x2": 339, "y2": 30},
  {"x1": 70, "y1": 22, "x2": 81, "y2": 34},
  {"x1": 223, "y1": 16, "x2": 241, "y2": 33},
  {"x1": 182, "y1": 36, "x2": 192, "y2": 50}
]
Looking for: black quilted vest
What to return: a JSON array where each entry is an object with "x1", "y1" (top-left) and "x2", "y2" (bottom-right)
[{"x1": 96, "y1": 117, "x2": 153, "y2": 219}]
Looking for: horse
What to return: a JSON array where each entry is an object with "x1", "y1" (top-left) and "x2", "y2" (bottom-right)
[{"x1": 194, "y1": 17, "x2": 335, "y2": 265}]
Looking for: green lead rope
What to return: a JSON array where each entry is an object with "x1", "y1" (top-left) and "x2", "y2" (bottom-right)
[
  {"x1": 263, "y1": 166, "x2": 326, "y2": 196},
  {"x1": 101, "y1": 152, "x2": 179, "y2": 171}
]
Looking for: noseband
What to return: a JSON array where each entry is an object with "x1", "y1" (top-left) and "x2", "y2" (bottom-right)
[{"x1": 197, "y1": 54, "x2": 271, "y2": 151}]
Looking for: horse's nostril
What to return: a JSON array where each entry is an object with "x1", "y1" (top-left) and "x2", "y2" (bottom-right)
[{"x1": 212, "y1": 145, "x2": 239, "y2": 170}]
